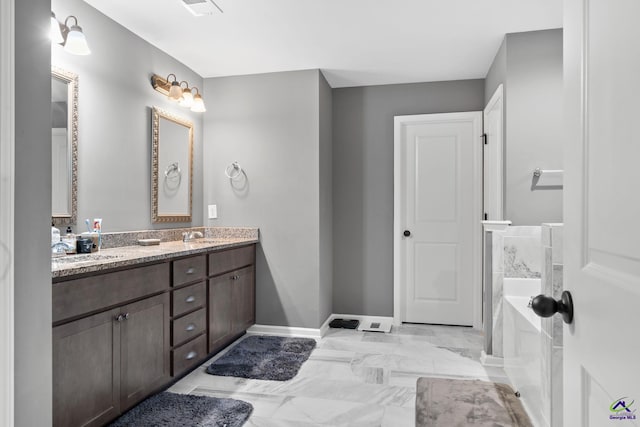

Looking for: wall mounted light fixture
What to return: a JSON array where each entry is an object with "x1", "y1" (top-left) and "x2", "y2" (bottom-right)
[
  {"x1": 151, "y1": 74, "x2": 207, "y2": 113},
  {"x1": 50, "y1": 12, "x2": 91, "y2": 55}
]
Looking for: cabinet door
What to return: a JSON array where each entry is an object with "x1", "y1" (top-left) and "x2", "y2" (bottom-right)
[
  {"x1": 208, "y1": 275, "x2": 233, "y2": 353},
  {"x1": 232, "y1": 266, "x2": 255, "y2": 333},
  {"x1": 53, "y1": 308, "x2": 120, "y2": 427},
  {"x1": 119, "y1": 293, "x2": 170, "y2": 411}
]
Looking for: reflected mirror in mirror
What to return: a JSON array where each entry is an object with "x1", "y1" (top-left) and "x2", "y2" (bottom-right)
[
  {"x1": 151, "y1": 107, "x2": 193, "y2": 223},
  {"x1": 51, "y1": 67, "x2": 78, "y2": 226}
]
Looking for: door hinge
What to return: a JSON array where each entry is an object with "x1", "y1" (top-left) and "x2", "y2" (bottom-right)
[
  {"x1": 482, "y1": 134, "x2": 488, "y2": 145},
  {"x1": 484, "y1": 213, "x2": 488, "y2": 220}
]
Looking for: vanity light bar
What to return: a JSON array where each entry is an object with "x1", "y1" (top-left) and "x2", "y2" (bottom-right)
[{"x1": 151, "y1": 74, "x2": 206, "y2": 113}]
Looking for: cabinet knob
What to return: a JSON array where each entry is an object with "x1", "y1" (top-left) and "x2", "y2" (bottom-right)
[
  {"x1": 186, "y1": 267, "x2": 196, "y2": 275},
  {"x1": 185, "y1": 295, "x2": 196, "y2": 303},
  {"x1": 185, "y1": 351, "x2": 197, "y2": 360},
  {"x1": 115, "y1": 314, "x2": 124, "y2": 322},
  {"x1": 185, "y1": 323, "x2": 196, "y2": 332},
  {"x1": 230, "y1": 274, "x2": 240, "y2": 280},
  {"x1": 124, "y1": 312, "x2": 130, "y2": 320}
]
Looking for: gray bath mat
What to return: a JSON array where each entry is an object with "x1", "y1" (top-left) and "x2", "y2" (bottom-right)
[
  {"x1": 108, "y1": 392, "x2": 252, "y2": 427},
  {"x1": 416, "y1": 377, "x2": 533, "y2": 427},
  {"x1": 206, "y1": 335, "x2": 316, "y2": 381}
]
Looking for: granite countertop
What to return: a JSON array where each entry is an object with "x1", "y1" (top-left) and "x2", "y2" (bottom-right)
[{"x1": 52, "y1": 228, "x2": 259, "y2": 279}]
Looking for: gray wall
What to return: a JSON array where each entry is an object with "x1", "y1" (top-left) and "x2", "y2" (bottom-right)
[
  {"x1": 318, "y1": 73, "x2": 333, "y2": 326},
  {"x1": 52, "y1": 0, "x2": 204, "y2": 232},
  {"x1": 332, "y1": 80, "x2": 485, "y2": 316},
  {"x1": 485, "y1": 29, "x2": 563, "y2": 226},
  {"x1": 485, "y1": 38, "x2": 507, "y2": 105},
  {"x1": 203, "y1": 69, "x2": 329, "y2": 328},
  {"x1": 15, "y1": 0, "x2": 53, "y2": 425}
]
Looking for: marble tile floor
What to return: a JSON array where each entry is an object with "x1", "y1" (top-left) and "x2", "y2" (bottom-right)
[{"x1": 168, "y1": 324, "x2": 511, "y2": 427}]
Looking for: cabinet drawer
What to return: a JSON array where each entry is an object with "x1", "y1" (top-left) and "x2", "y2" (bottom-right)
[
  {"x1": 173, "y1": 255, "x2": 207, "y2": 287},
  {"x1": 172, "y1": 308, "x2": 206, "y2": 347},
  {"x1": 172, "y1": 333, "x2": 207, "y2": 376},
  {"x1": 53, "y1": 263, "x2": 169, "y2": 324},
  {"x1": 172, "y1": 282, "x2": 206, "y2": 317},
  {"x1": 208, "y1": 245, "x2": 255, "y2": 277}
]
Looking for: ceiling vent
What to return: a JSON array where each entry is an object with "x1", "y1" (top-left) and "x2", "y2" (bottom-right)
[{"x1": 181, "y1": 0, "x2": 223, "y2": 16}]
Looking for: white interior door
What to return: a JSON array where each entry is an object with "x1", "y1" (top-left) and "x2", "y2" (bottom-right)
[
  {"x1": 564, "y1": 0, "x2": 640, "y2": 425},
  {"x1": 483, "y1": 84, "x2": 504, "y2": 221},
  {"x1": 394, "y1": 112, "x2": 482, "y2": 326},
  {"x1": 0, "y1": 0, "x2": 14, "y2": 425}
]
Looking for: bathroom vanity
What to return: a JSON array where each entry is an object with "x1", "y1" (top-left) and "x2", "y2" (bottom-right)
[{"x1": 51, "y1": 235, "x2": 257, "y2": 427}]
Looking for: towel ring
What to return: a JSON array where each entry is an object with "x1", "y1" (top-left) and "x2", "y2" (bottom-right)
[
  {"x1": 164, "y1": 162, "x2": 181, "y2": 181},
  {"x1": 225, "y1": 161, "x2": 243, "y2": 180}
]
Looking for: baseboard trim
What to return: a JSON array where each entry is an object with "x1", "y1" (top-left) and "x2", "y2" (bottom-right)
[
  {"x1": 246, "y1": 324, "x2": 322, "y2": 339},
  {"x1": 247, "y1": 313, "x2": 396, "y2": 339},
  {"x1": 480, "y1": 351, "x2": 504, "y2": 367}
]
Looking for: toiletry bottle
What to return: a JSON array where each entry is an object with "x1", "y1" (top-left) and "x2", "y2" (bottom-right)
[
  {"x1": 62, "y1": 226, "x2": 76, "y2": 254},
  {"x1": 51, "y1": 222, "x2": 61, "y2": 246}
]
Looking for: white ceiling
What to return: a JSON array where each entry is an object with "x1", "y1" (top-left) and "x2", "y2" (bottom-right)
[{"x1": 83, "y1": 0, "x2": 562, "y2": 88}]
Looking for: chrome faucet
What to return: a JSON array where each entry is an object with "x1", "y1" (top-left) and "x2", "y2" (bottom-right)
[
  {"x1": 52, "y1": 241, "x2": 75, "y2": 256},
  {"x1": 182, "y1": 231, "x2": 204, "y2": 242}
]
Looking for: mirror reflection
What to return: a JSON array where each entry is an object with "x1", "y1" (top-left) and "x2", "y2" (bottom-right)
[
  {"x1": 51, "y1": 67, "x2": 78, "y2": 226},
  {"x1": 151, "y1": 107, "x2": 193, "y2": 223}
]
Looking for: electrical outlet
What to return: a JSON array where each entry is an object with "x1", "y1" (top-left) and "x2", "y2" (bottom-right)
[{"x1": 208, "y1": 204, "x2": 217, "y2": 219}]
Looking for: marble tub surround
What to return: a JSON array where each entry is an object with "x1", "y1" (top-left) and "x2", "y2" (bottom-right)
[
  {"x1": 481, "y1": 221, "x2": 511, "y2": 358},
  {"x1": 503, "y1": 226, "x2": 542, "y2": 278},
  {"x1": 98, "y1": 226, "x2": 259, "y2": 249},
  {"x1": 489, "y1": 226, "x2": 541, "y2": 358},
  {"x1": 51, "y1": 229, "x2": 259, "y2": 279},
  {"x1": 503, "y1": 288, "x2": 544, "y2": 427},
  {"x1": 540, "y1": 223, "x2": 563, "y2": 427},
  {"x1": 168, "y1": 325, "x2": 510, "y2": 427}
]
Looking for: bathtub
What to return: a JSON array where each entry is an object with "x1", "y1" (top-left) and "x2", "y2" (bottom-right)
[{"x1": 503, "y1": 278, "x2": 546, "y2": 427}]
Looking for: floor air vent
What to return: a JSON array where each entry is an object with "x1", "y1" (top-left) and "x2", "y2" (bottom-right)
[
  {"x1": 358, "y1": 321, "x2": 392, "y2": 333},
  {"x1": 181, "y1": 0, "x2": 223, "y2": 16}
]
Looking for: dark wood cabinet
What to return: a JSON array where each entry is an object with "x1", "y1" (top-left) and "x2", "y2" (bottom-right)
[
  {"x1": 53, "y1": 243, "x2": 256, "y2": 427},
  {"x1": 119, "y1": 294, "x2": 170, "y2": 411},
  {"x1": 231, "y1": 266, "x2": 255, "y2": 334},
  {"x1": 52, "y1": 292, "x2": 170, "y2": 427},
  {"x1": 207, "y1": 246, "x2": 256, "y2": 354},
  {"x1": 208, "y1": 274, "x2": 233, "y2": 352},
  {"x1": 53, "y1": 308, "x2": 121, "y2": 427}
]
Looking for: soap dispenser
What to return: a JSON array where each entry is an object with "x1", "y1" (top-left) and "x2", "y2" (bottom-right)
[
  {"x1": 51, "y1": 222, "x2": 61, "y2": 246},
  {"x1": 62, "y1": 226, "x2": 76, "y2": 254}
]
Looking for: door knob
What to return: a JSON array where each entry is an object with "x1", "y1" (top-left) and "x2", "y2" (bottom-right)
[
  {"x1": 530, "y1": 291, "x2": 574, "y2": 324},
  {"x1": 403, "y1": 230, "x2": 411, "y2": 237}
]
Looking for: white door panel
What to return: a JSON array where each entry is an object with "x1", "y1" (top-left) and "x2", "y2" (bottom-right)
[
  {"x1": 396, "y1": 113, "x2": 481, "y2": 326},
  {"x1": 484, "y1": 85, "x2": 504, "y2": 221},
  {"x1": 564, "y1": 0, "x2": 640, "y2": 425}
]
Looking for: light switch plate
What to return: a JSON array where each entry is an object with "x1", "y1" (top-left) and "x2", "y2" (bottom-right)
[{"x1": 208, "y1": 204, "x2": 217, "y2": 219}]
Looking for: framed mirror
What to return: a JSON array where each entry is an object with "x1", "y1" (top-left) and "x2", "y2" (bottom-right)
[
  {"x1": 151, "y1": 107, "x2": 193, "y2": 223},
  {"x1": 51, "y1": 67, "x2": 78, "y2": 226}
]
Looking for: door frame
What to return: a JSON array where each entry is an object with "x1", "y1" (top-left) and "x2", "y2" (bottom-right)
[
  {"x1": 393, "y1": 112, "x2": 483, "y2": 329},
  {"x1": 483, "y1": 84, "x2": 504, "y2": 220},
  {"x1": 0, "y1": 0, "x2": 15, "y2": 425}
]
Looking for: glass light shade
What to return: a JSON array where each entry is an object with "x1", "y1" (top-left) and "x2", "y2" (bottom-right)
[
  {"x1": 64, "y1": 26, "x2": 91, "y2": 55},
  {"x1": 179, "y1": 88, "x2": 194, "y2": 107},
  {"x1": 168, "y1": 82, "x2": 183, "y2": 100},
  {"x1": 50, "y1": 13, "x2": 64, "y2": 44},
  {"x1": 191, "y1": 94, "x2": 206, "y2": 113}
]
